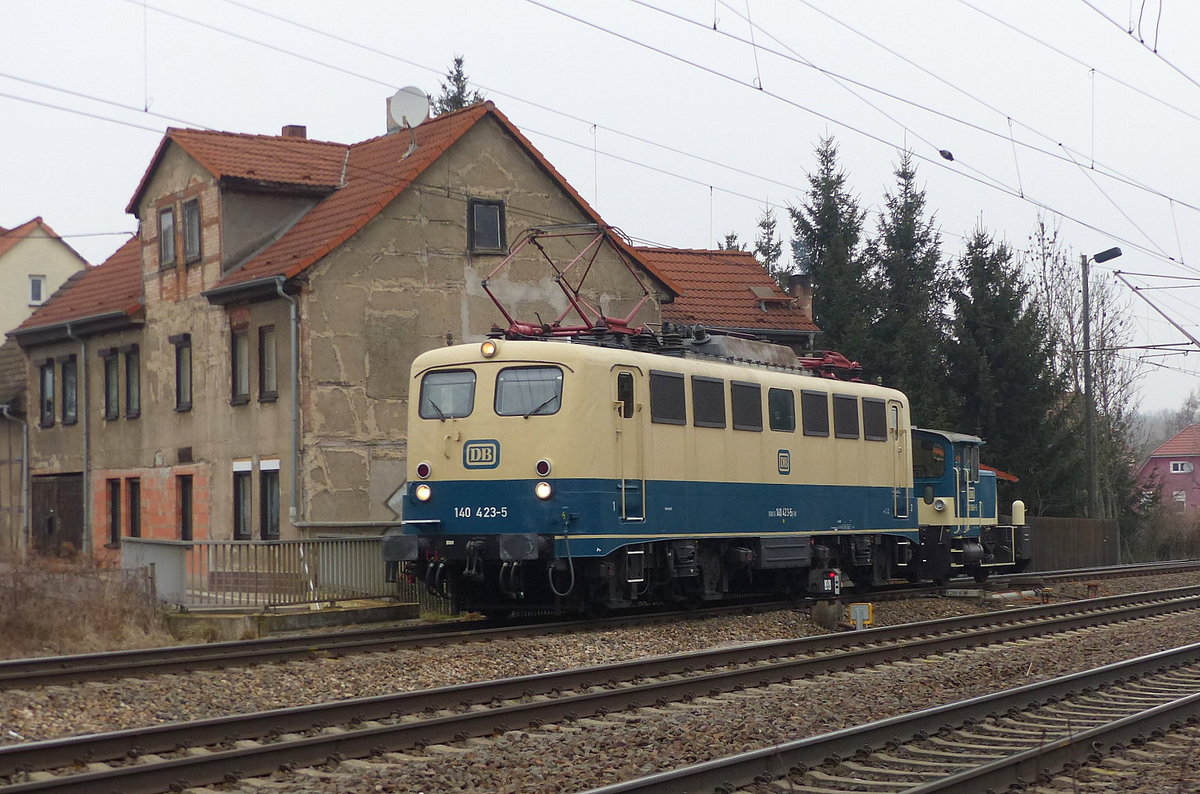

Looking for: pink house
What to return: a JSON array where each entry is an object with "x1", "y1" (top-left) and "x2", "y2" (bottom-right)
[{"x1": 1138, "y1": 424, "x2": 1200, "y2": 512}]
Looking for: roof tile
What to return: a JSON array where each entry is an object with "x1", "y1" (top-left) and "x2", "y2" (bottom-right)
[
  {"x1": 634, "y1": 247, "x2": 819, "y2": 332},
  {"x1": 1151, "y1": 424, "x2": 1200, "y2": 457},
  {"x1": 14, "y1": 237, "x2": 143, "y2": 333}
]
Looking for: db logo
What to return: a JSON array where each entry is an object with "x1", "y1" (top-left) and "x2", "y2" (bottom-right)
[
  {"x1": 777, "y1": 449, "x2": 791, "y2": 475},
  {"x1": 463, "y1": 440, "x2": 500, "y2": 469}
]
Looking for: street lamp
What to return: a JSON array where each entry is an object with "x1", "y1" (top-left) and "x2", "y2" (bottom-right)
[{"x1": 1082, "y1": 246, "x2": 1122, "y2": 519}]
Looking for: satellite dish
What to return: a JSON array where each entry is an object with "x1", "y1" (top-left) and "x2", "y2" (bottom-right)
[{"x1": 389, "y1": 86, "x2": 429, "y2": 129}]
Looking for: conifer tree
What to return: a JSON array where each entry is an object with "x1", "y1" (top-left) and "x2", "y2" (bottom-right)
[
  {"x1": 788, "y1": 137, "x2": 872, "y2": 358},
  {"x1": 948, "y1": 227, "x2": 1065, "y2": 512},
  {"x1": 720, "y1": 232, "x2": 745, "y2": 251},
  {"x1": 433, "y1": 56, "x2": 485, "y2": 114},
  {"x1": 863, "y1": 151, "x2": 950, "y2": 426},
  {"x1": 754, "y1": 207, "x2": 785, "y2": 285}
]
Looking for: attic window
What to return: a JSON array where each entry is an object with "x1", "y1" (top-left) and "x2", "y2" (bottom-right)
[
  {"x1": 183, "y1": 199, "x2": 201, "y2": 263},
  {"x1": 159, "y1": 207, "x2": 176, "y2": 268},
  {"x1": 29, "y1": 275, "x2": 46, "y2": 306},
  {"x1": 1171, "y1": 461, "x2": 1194, "y2": 474},
  {"x1": 468, "y1": 198, "x2": 505, "y2": 253}
]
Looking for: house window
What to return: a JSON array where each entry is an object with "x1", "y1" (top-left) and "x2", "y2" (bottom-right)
[
  {"x1": 101, "y1": 349, "x2": 119, "y2": 420},
  {"x1": 127, "y1": 478, "x2": 141, "y2": 538},
  {"x1": 261, "y1": 462, "x2": 280, "y2": 540},
  {"x1": 124, "y1": 345, "x2": 140, "y2": 418},
  {"x1": 107, "y1": 478, "x2": 121, "y2": 546},
  {"x1": 259, "y1": 326, "x2": 277, "y2": 401},
  {"x1": 231, "y1": 331, "x2": 249, "y2": 404},
  {"x1": 801, "y1": 390, "x2": 829, "y2": 437},
  {"x1": 649, "y1": 370, "x2": 686, "y2": 425},
  {"x1": 833, "y1": 394, "x2": 860, "y2": 439},
  {"x1": 768, "y1": 388, "x2": 795, "y2": 432},
  {"x1": 467, "y1": 198, "x2": 505, "y2": 252},
  {"x1": 38, "y1": 360, "x2": 55, "y2": 427},
  {"x1": 61, "y1": 356, "x2": 77, "y2": 425},
  {"x1": 29, "y1": 275, "x2": 46, "y2": 305},
  {"x1": 233, "y1": 466, "x2": 252, "y2": 540},
  {"x1": 183, "y1": 199, "x2": 201, "y2": 263},
  {"x1": 1174, "y1": 490, "x2": 1187, "y2": 503},
  {"x1": 178, "y1": 474, "x2": 193, "y2": 541},
  {"x1": 170, "y1": 333, "x2": 192, "y2": 411},
  {"x1": 1170, "y1": 461, "x2": 1193, "y2": 474},
  {"x1": 159, "y1": 207, "x2": 176, "y2": 267},
  {"x1": 731, "y1": 381, "x2": 763, "y2": 432}
]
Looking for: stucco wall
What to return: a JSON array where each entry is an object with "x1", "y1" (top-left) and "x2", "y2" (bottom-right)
[
  {"x1": 297, "y1": 117, "x2": 664, "y2": 525},
  {"x1": 1141, "y1": 456, "x2": 1200, "y2": 511},
  {"x1": 0, "y1": 227, "x2": 87, "y2": 336}
]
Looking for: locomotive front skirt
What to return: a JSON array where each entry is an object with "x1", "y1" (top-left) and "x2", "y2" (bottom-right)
[{"x1": 384, "y1": 337, "x2": 1031, "y2": 613}]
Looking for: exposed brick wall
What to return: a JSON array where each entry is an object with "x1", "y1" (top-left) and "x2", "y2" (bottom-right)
[{"x1": 90, "y1": 464, "x2": 212, "y2": 565}]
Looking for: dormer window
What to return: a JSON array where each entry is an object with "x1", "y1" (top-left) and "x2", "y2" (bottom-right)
[
  {"x1": 467, "y1": 198, "x2": 505, "y2": 253},
  {"x1": 159, "y1": 207, "x2": 176, "y2": 268},
  {"x1": 183, "y1": 199, "x2": 201, "y2": 263}
]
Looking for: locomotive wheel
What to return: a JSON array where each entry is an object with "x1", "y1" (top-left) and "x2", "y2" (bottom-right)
[{"x1": 969, "y1": 566, "x2": 990, "y2": 583}]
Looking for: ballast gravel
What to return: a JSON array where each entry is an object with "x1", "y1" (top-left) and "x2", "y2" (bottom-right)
[{"x1": 1, "y1": 571, "x2": 1199, "y2": 790}]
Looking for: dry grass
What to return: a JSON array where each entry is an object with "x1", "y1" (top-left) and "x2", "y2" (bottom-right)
[{"x1": 0, "y1": 553, "x2": 175, "y2": 660}]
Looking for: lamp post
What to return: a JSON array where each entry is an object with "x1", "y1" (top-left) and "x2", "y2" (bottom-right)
[{"x1": 1082, "y1": 246, "x2": 1122, "y2": 519}]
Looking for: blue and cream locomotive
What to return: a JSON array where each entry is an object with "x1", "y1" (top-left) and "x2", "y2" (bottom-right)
[{"x1": 383, "y1": 329, "x2": 1031, "y2": 614}]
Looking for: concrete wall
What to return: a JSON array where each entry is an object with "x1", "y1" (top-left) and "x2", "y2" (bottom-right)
[
  {"x1": 0, "y1": 225, "x2": 87, "y2": 335},
  {"x1": 297, "y1": 117, "x2": 664, "y2": 527}
]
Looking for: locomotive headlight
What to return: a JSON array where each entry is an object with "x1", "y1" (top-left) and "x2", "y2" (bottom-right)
[
  {"x1": 414, "y1": 483, "x2": 433, "y2": 502},
  {"x1": 480, "y1": 340, "x2": 498, "y2": 358},
  {"x1": 932, "y1": 497, "x2": 946, "y2": 511},
  {"x1": 534, "y1": 481, "x2": 554, "y2": 500}
]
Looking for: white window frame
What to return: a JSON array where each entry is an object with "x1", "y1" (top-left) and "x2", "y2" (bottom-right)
[
  {"x1": 29, "y1": 274, "x2": 46, "y2": 305},
  {"x1": 1170, "y1": 461, "x2": 1193, "y2": 474}
]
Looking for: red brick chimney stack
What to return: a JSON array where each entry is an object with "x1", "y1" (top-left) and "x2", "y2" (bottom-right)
[{"x1": 281, "y1": 125, "x2": 307, "y2": 139}]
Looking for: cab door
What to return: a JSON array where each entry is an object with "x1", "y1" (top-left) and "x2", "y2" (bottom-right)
[
  {"x1": 615, "y1": 368, "x2": 645, "y2": 521},
  {"x1": 889, "y1": 400, "x2": 909, "y2": 519}
]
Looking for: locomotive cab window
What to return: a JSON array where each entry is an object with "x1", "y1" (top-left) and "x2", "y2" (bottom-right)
[
  {"x1": 731, "y1": 381, "x2": 762, "y2": 431},
  {"x1": 420, "y1": 369, "x2": 476, "y2": 419},
  {"x1": 768, "y1": 388, "x2": 795, "y2": 432},
  {"x1": 692, "y1": 376, "x2": 726, "y2": 428},
  {"x1": 649, "y1": 370, "x2": 686, "y2": 425},
  {"x1": 496, "y1": 366, "x2": 563, "y2": 416},
  {"x1": 801, "y1": 390, "x2": 829, "y2": 437},
  {"x1": 913, "y1": 440, "x2": 946, "y2": 479},
  {"x1": 833, "y1": 394, "x2": 860, "y2": 439},
  {"x1": 862, "y1": 398, "x2": 887, "y2": 441}
]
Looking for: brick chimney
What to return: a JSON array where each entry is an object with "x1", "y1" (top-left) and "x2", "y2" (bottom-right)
[
  {"x1": 281, "y1": 125, "x2": 307, "y2": 139},
  {"x1": 787, "y1": 273, "x2": 814, "y2": 323}
]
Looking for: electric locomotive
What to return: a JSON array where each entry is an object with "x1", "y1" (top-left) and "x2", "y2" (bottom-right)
[{"x1": 383, "y1": 328, "x2": 1032, "y2": 614}]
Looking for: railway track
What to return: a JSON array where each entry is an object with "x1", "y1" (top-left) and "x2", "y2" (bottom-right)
[
  {"x1": 3, "y1": 559, "x2": 1195, "y2": 690},
  {"x1": 587, "y1": 641, "x2": 1200, "y2": 793},
  {"x1": 4, "y1": 584, "x2": 1200, "y2": 793}
]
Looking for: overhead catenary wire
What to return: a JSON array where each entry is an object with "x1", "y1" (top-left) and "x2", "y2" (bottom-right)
[{"x1": 1078, "y1": 0, "x2": 1200, "y2": 91}]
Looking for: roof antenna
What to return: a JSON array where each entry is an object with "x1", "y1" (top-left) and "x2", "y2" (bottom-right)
[{"x1": 388, "y1": 86, "x2": 430, "y2": 158}]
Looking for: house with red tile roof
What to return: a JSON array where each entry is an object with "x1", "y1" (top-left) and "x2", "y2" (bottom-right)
[
  {"x1": 634, "y1": 247, "x2": 819, "y2": 351},
  {"x1": 1137, "y1": 424, "x2": 1200, "y2": 513},
  {"x1": 6, "y1": 102, "x2": 675, "y2": 557},
  {"x1": 0, "y1": 217, "x2": 88, "y2": 555}
]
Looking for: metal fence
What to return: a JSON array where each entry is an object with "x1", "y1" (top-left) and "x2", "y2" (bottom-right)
[{"x1": 121, "y1": 536, "x2": 448, "y2": 613}]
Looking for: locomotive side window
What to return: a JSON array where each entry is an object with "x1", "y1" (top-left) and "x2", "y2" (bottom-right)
[
  {"x1": 913, "y1": 440, "x2": 946, "y2": 479},
  {"x1": 731, "y1": 381, "x2": 763, "y2": 431},
  {"x1": 616, "y1": 372, "x2": 635, "y2": 419},
  {"x1": 692, "y1": 376, "x2": 726, "y2": 428},
  {"x1": 801, "y1": 390, "x2": 829, "y2": 437},
  {"x1": 768, "y1": 388, "x2": 795, "y2": 432},
  {"x1": 862, "y1": 398, "x2": 887, "y2": 441},
  {"x1": 495, "y1": 366, "x2": 563, "y2": 416},
  {"x1": 649, "y1": 370, "x2": 686, "y2": 425},
  {"x1": 419, "y1": 369, "x2": 476, "y2": 419},
  {"x1": 833, "y1": 394, "x2": 860, "y2": 439}
]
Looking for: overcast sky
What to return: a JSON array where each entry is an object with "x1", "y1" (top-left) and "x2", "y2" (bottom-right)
[{"x1": 3, "y1": 0, "x2": 1199, "y2": 413}]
